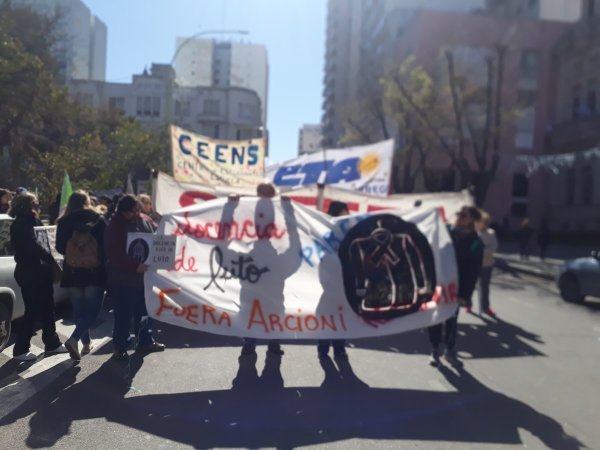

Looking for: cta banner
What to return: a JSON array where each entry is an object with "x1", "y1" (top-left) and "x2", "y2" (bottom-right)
[
  {"x1": 145, "y1": 198, "x2": 459, "y2": 339},
  {"x1": 171, "y1": 125, "x2": 266, "y2": 187},
  {"x1": 154, "y1": 171, "x2": 472, "y2": 221},
  {"x1": 266, "y1": 140, "x2": 394, "y2": 196}
]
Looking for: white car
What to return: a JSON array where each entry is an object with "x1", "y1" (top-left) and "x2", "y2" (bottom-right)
[{"x1": 0, "y1": 214, "x2": 68, "y2": 351}]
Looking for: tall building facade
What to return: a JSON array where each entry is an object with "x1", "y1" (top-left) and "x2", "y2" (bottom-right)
[
  {"x1": 174, "y1": 39, "x2": 269, "y2": 125},
  {"x1": 298, "y1": 124, "x2": 323, "y2": 155},
  {"x1": 13, "y1": 0, "x2": 107, "y2": 82},
  {"x1": 68, "y1": 64, "x2": 263, "y2": 141}
]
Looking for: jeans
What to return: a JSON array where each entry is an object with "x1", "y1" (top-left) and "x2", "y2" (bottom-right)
[
  {"x1": 67, "y1": 286, "x2": 105, "y2": 344},
  {"x1": 479, "y1": 266, "x2": 493, "y2": 311},
  {"x1": 317, "y1": 339, "x2": 346, "y2": 354},
  {"x1": 13, "y1": 274, "x2": 61, "y2": 355},
  {"x1": 111, "y1": 284, "x2": 154, "y2": 352},
  {"x1": 428, "y1": 308, "x2": 459, "y2": 352}
]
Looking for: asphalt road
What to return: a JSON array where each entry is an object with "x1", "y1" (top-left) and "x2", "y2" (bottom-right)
[{"x1": 0, "y1": 268, "x2": 598, "y2": 449}]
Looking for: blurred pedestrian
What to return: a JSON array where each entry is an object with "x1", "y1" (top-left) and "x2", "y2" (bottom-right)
[
  {"x1": 104, "y1": 195, "x2": 165, "y2": 360},
  {"x1": 518, "y1": 219, "x2": 534, "y2": 260},
  {"x1": 9, "y1": 193, "x2": 67, "y2": 361},
  {"x1": 0, "y1": 189, "x2": 13, "y2": 214},
  {"x1": 428, "y1": 206, "x2": 483, "y2": 368},
  {"x1": 55, "y1": 191, "x2": 107, "y2": 360},
  {"x1": 139, "y1": 193, "x2": 161, "y2": 227},
  {"x1": 476, "y1": 210, "x2": 498, "y2": 317},
  {"x1": 48, "y1": 193, "x2": 60, "y2": 225},
  {"x1": 537, "y1": 221, "x2": 551, "y2": 261},
  {"x1": 317, "y1": 200, "x2": 349, "y2": 360}
]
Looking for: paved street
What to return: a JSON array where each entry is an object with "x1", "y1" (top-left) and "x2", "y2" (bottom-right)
[{"x1": 0, "y1": 267, "x2": 598, "y2": 449}]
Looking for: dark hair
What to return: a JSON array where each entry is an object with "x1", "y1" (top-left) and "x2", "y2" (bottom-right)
[
  {"x1": 327, "y1": 201, "x2": 348, "y2": 217},
  {"x1": 8, "y1": 192, "x2": 37, "y2": 218},
  {"x1": 116, "y1": 194, "x2": 140, "y2": 214},
  {"x1": 459, "y1": 206, "x2": 482, "y2": 222}
]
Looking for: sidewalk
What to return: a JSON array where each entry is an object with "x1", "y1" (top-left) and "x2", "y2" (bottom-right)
[{"x1": 494, "y1": 241, "x2": 593, "y2": 281}]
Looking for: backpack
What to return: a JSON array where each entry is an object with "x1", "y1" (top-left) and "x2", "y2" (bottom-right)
[{"x1": 65, "y1": 229, "x2": 100, "y2": 270}]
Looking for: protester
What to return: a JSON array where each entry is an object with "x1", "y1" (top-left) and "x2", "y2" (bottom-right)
[
  {"x1": 48, "y1": 193, "x2": 60, "y2": 225},
  {"x1": 428, "y1": 205, "x2": 483, "y2": 367},
  {"x1": 104, "y1": 194, "x2": 164, "y2": 360},
  {"x1": 518, "y1": 219, "x2": 534, "y2": 260},
  {"x1": 241, "y1": 183, "x2": 285, "y2": 357},
  {"x1": 0, "y1": 189, "x2": 13, "y2": 214},
  {"x1": 9, "y1": 193, "x2": 67, "y2": 361},
  {"x1": 317, "y1": 200, "x2": 349, "y2": 359},
  {"x1": 537, "y1": 221, "x2": 550, "y2": 261},
  {"x1": 139, "y1": 193, "x2": 161, "y2": 227},
  {"x1": 55, "y1": 191, "x2": 107, "y2": 360},
  {"x1": 476, "y1": 210, "x2": 498, "y2": 317}
]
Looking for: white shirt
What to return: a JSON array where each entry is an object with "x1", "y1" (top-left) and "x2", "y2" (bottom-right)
[{"x1": 478, "y1": 228, "x2": 498, "y2": 268}]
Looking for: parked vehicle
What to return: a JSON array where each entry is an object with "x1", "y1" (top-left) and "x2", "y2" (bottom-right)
[
  {"x1": 557, "y1": 251, "x2": 600, "y2": 303},
  {"x1": 0, "y1": 214, "x2": 68, "y2": 351}
]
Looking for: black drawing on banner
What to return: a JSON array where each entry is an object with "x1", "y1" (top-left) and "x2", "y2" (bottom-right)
[
  {"x1": 338, "y1": 214, "x2": 436, "y2": 319},
  {"x1": 204, "y1": 246, "x2": 270, "y2": 293},
  {"x1": 128, "y1": 238, "x2": 150, "y2": 263}
]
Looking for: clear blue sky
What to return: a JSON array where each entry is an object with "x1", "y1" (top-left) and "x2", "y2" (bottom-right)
[{"x1": 84, "y1": 0, "x2": 326, "y2": 164}]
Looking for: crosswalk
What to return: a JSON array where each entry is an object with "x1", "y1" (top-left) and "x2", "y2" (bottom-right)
[{"x1": 0, "y1": 311, "x2": 114, "y2": 421}]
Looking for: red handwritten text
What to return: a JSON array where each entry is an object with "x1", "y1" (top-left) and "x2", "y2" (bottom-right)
[{"x1": 173, "y1": 212, "x2": 287, "y2": 241}]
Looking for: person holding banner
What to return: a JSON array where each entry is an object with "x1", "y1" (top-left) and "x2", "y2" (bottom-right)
[
  {"x1": 9, "y1": 193, "x2": 67, "y2": 361},
  {"x1": 55, "y1": 191, "x2": 108, "y2": 360},
  {"x1": 317, "y1": 201, "x2": 349, "y2": 359},
  {"x1": 104, "y1": 195, "x2": 165, "y2": 360},
  {"x1": 428, "y1": 206, "x2": 483, "y2": 368}
]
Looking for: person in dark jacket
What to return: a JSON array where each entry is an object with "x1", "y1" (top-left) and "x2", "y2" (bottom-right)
[
  {"x1": 55, "y1": 191, "x2": 107, "y2": 360},
  {"x1": 428, "y1": 205, "x2": 483, "y2": 368},
  {"x1": 9, "y1": 193, "x2": 67, "y2": 361},
  {"x1": 317, "y1": 201, "x2": 350, "y2": 359},
  {"x1": 104, "y1": 195, "x2": 164, "y2": 360},
  {"x1": 0, "y1": 188, "x2": 12, "y2": 214}
]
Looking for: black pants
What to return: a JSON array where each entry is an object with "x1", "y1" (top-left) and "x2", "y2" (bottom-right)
[
  {"x1": 13, "y1": 273, "x2": 61, "y2": 356},
  {"x1": 479, "y1": 266, "x2": 493, "y2": 311},
  {"x1": 427, "y1": 309, "x2": 459, "y2": 352},
  {"x1": 318, "y1": 339, "x2": 346, "y2": 354}
]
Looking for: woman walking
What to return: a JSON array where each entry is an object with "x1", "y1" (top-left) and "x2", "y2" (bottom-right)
[
  {"x1": 56, "y1": 191, "x2": 107, "y2": 360},
  {"x1": 476, "y1": 211, "x2": 498, "y2": 316},
  {"x1": 9, "y1": 193, "x2": 66, "y2": 361}
]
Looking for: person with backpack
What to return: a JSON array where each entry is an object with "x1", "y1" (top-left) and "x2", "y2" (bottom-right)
[{"x1": 56, "y1": 191, "x2": 108, "y2": 360}]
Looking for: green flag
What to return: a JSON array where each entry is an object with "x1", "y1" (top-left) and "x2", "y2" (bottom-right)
[{"x1": 59, "y1": 171, "x2": 73, "y2": 217}]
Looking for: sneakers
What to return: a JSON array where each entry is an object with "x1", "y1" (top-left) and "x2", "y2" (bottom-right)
[
  {"x1": 45, "y1": 344, "x2": 69, "y2": 355},
  {"x1": 267, "y1": 343, "x2": 284, "y2": 356},
  {"x1": 136, "y1": 342, "x2": 166, "y2": 353},
  {"x1": 81, "y1": 343, "x2": 94, "y2": 355},
  {"x1": 65, "y1": 338, "x2": 81, "y2": 361},
  {"x1": 112, "y1": 350, "x2": 129, "y2": 360},
  {"x1": 444, "y1": 351, "x2": 463, "y2": 368},
  {"x1": 428, "y1": 349, "x2": 441, "y2": 367},
  {"x1": 13, "y1": 352, "x2": 37, "y2": 362},
  {"x1": 483, "y1": 308, "x2": 497, "y2": 317}
]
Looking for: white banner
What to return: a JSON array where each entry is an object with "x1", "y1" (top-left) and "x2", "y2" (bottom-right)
[
  {"x1": 171, "y1": 125, "x2": 266, "y2": 187},
  {"x1": 266, "y1": 140, "x2": 394, "y2": 196},
  {"x1": 154, "y1": 171, "x2": 472, "y2": 222},
  {"x1": 145, "y1": 198, "x2": 459, "y2": 339}
]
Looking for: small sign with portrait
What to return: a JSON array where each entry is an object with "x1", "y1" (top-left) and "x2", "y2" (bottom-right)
[{"x1": 126, "y1": 233, "x2": 177, "y2": 270}]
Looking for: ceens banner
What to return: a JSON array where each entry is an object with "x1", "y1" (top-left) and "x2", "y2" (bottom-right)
[
  {"x1": 171, "y1": 125, "x2": 266, "y2": 187},
  {"x1": 154, "y1": 171, "x2": 473, "y2": 221},
  {"x1": 266, "y1": 140, "x2": 394, "y2": 196},
  {"x1": 145, "y1": 198, "x2": 459, "y2": 339}
]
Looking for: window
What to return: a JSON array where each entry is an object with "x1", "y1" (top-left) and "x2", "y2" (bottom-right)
[
  {"x1": 515, "y1": 90, "x2": 536, "y2": 148},
  {"x1": 136, "y1": 96, "x2": 143, "y2": 115},
  {"x1": 136, "y1": 96, "x2": 160, "y2": 117},
  {"x1": 511, "y1": 202, "x2": 528, "y2": 218},
  {"x1": 143, "y1": 96, "x2": 151, "y2": 116},
  {"x1": 175, "y1": 100, "x2": 191, "y2": 117},
  {"x1": 152, "y1": 97, "x2": 160, "y2": 117},
  {"x1": 520, "y1": 50, "x2": 538, "y2": 80},
  {"x1": 204, "y1": 99, "x2": 220, "y2": 115},
  {"x1": 582, "y1": 166, "x2": 593, "y2": 205},
  {"x1": 238, "y1": 103, "x2": 257, "y2": 120},
  {"x1": 587, "y1": 78, "x2": 598, "y2": 114},
  {"x1": 214, "y1": 124, "x2": 220, "y2": 138},
  {"x1": 108, "y1": 96, "x2": 125, "y2": 112},
  {"x1": 512, "y1": 173, "x2": 529, "y2": 198}
]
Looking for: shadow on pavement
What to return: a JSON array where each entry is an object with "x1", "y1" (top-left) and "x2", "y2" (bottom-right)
[
  {"x1": 351, "y1": 314, "x2": 545, "y2": 359},
  {"x1": 5, "y1": 352, "x2": 583, "y2": 449}
]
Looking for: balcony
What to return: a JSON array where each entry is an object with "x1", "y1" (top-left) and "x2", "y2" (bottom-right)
[{"x1": 546, "y1": 115, "x2": 600, "y2": 153}]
